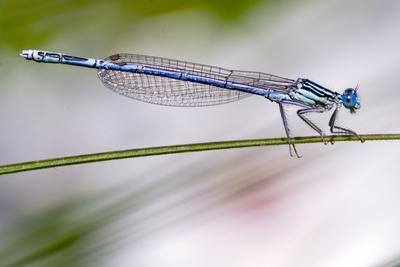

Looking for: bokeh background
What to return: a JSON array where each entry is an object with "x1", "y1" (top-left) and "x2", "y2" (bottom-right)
[{"x1": 1, "y1": 0, "x2": 400, "y2": 266}]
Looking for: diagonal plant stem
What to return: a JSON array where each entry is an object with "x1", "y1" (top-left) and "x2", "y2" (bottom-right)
[{"x1": 1, "y1": 134, "x2": 399, "y2": 175}]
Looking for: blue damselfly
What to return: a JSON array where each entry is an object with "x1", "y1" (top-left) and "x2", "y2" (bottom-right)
[{"x1": 20, "y1": 49, "x2": 363, "y2": 157}]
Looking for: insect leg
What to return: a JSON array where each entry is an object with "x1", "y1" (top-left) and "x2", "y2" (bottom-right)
[
  {"x1": 278, "y1": 102, "x2": 301, "y2": 158},
  {"x1": 297, "y1": 107, "x2": 328, "y2": 144},
  {"x1": 329, "y1": 108, "x2": 364, "y2": 142}
]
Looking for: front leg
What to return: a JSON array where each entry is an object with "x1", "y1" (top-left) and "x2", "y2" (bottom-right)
[{"x1": 329, "y1": 108, "x2": 364, "y2": 142}]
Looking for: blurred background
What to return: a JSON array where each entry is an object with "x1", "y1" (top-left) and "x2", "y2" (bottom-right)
[{"x1": 1, "y1": 0, "x2": 400, "y2": 266}]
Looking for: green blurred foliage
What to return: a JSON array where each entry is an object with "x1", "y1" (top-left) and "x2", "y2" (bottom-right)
[
  {"x1": 0, "y1": 0, "x2": 264, "y2": 49},
  {"x1": 0, "y1": 201, "x2": 97, "y2": 267}
]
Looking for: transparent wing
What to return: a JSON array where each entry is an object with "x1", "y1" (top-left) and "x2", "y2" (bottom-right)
[
  {"x1": 228, "y1": 71, "x2": 296, "y2": 92},
  {"x1": 98, "y1": 54, "x2": 296, "y2": 107}
]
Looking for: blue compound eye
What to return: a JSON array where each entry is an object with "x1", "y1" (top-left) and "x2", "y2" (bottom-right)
[{"x1": 342, "y1": 88, "x2": 360, "y2": 111}]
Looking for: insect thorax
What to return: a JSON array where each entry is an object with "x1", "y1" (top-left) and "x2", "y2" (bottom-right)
[{"x1": 291, "y1": 78, "x2": 338, "y2": 107}]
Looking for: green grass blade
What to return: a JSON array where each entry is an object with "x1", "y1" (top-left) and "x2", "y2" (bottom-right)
[{"x1": 1, "y1": 134, "x2": 399, "y2": 175}]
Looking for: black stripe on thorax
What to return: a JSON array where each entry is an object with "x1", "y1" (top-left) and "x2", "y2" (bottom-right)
[{"x1": 302, "y1": 79, "x2": 337, "y2": 98}]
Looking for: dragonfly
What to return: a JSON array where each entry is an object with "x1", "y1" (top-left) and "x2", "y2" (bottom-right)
[{"x1": 20, "y1": 49, "x2": 363, "y2": 157}]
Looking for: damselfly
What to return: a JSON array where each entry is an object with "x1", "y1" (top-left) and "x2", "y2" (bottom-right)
[{"x1": 20, "y1": 49, "x2": 363, "y2": 157}]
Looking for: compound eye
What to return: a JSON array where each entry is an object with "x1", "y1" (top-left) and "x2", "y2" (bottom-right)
[{"x1": 344, "y1": 89, "x2": 355, "y2": 95}]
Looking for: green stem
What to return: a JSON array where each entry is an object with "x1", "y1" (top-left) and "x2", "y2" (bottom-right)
[{"x1": 1, "y1": 134, "x2": 399, "y2": 175}]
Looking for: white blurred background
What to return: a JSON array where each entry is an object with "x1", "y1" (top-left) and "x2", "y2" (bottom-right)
[{"x1": 1, "y1": 0, "x2": 400, "y2": 266}]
